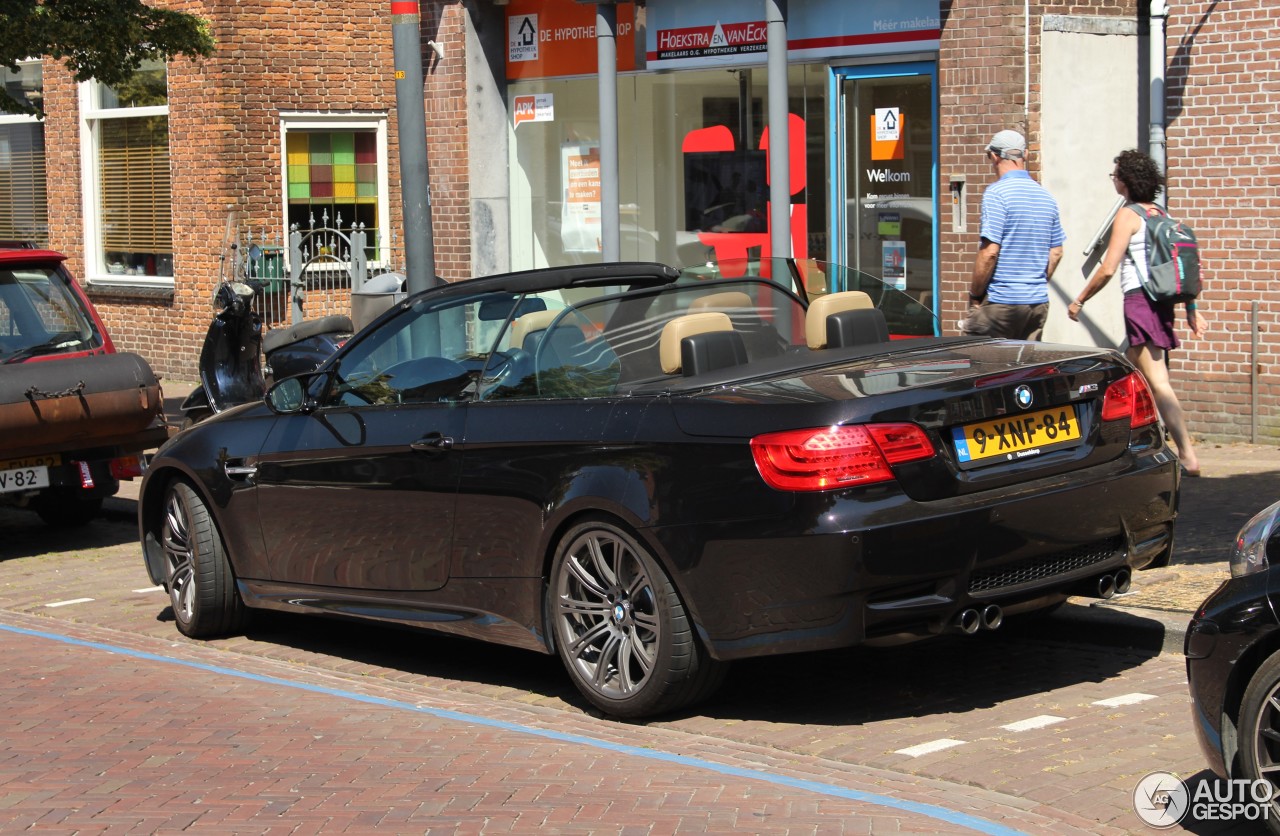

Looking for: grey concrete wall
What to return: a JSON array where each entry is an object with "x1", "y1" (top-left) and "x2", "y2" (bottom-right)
[
  {"x1": 1039, "y1": 15, "x2": 1140, "y2": 349},
  {"x1": 467, "y1": 2, "x2": 511, "y2": 278}
]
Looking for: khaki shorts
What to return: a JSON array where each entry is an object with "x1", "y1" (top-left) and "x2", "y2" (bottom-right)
[{"x1": 961, "y1": 302, "x2": 1049, "y2": 341}]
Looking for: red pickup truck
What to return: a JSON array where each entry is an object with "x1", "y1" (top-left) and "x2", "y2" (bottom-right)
[{"x1": 0, "y1": 247, "x2": 172, "y2": 525}]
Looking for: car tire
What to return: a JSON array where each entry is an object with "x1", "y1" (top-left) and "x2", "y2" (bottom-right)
[
  {"x1": 548, "y1": 520, "x2": 726, "y2": 719},
  {"x1": 31, "y1": 488, "x2": 103, "y2": 527},
  {"x1": 160, "y1": 480, "x2": 248, "y2": 638},
  {"x1": 1237, "y1": 651, "x2": 1280, "y2": 833}
]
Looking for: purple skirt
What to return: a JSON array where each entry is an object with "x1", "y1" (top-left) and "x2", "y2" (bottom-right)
[{"x1": 1124, "y1": 290, "x2": 1179, "y2": 351}]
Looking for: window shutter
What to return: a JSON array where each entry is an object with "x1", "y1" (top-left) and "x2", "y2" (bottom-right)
[
  {"x1": 98, "y1": 117, "x2": 173, "y2": 254},
  {"x1": 0, "y1": 123, "x2": 48, "y2": 246}
]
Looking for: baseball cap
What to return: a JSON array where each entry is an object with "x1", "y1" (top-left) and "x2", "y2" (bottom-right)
[{"x1": 986, "y1": 130, "x2": 1026, "y2": 160}]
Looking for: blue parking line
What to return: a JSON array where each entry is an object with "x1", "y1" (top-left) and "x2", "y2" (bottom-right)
[{"x1": 1, "y1": 621, "x2": 1027, "y2": 836}]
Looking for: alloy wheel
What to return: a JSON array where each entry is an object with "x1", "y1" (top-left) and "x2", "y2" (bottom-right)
[
  {"x1": 555, "y1": 529, "x2": 660, "y2": 700},
  {"x1": 160, "y1": 487, "x2": 197, "y2": 624},
  {"x1": 1248, "y1": 678, "x2": 1280, "y2": 817}
]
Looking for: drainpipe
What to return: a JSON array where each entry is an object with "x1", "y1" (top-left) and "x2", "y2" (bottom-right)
[
  {"x1": 391, "y1": 0, "x2": 438, "y2": 291},
  {"x1": 596, "y1": 3, "x2": 621, "y2": 262},
  {"x1": 1150, "y1": 0, "x2": 1169, "y2": 208},
  {"x1": 766, "y1": 0, "x2": 791, "y2": 259}
]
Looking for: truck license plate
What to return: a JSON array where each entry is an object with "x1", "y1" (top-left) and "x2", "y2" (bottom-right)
[
  {"x1": 0, "y1": 464, "x2": 51, "y2": 494},
  {"x1": 951, "y1": 406, "x2": 1081, "y2": 468}
]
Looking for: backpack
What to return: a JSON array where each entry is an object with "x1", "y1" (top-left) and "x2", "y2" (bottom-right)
[{"x1": 1129, "y1": 204, "x2": 1201, "y2": 303}]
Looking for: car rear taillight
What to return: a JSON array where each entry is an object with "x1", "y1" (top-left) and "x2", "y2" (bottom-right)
[
  {"x1": 1101, "y1": 372, "x2": 1159, "y2": 429},
  {"x1": 750, "y1": 423, "x2": 935, "y2": 492},
  {"x1": 109, "y1": 454, "x2": 146, "y2": 480}
]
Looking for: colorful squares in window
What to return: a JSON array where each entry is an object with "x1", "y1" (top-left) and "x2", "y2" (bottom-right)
[
  {"x1": 309, "y1": 133, "x2": 332, "y2": 165},
  {"x1": 286, "y1": 133, "x2": 308, "y2": 167},
  {"x1": 332, "y1": 132, "x2": 355, "y2": 165},
  {"x1": 285, "y1": 129, "x2": 379, "y2": 209},
  {"x1": 355, "y1": 133, "x2": 376, "y2": 164}
]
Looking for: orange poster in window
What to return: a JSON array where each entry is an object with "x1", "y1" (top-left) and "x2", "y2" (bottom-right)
[
  {"x1": 870, "y1": 109, "x2": 905, "y2": 161},
  {"x1": 505, "y1": 0, "x2": 637, "y2": 80}
]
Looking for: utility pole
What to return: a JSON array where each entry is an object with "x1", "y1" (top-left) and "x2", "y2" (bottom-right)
[
  {"x1": 391, "y1": 0, "x2": 438, "y2": 291},
  {"x1": 766, "y1": 0, "x2": 791, "y2": 259},
  {"x1": 594, "y1": 2, "x2": 621, "y2": 262}
]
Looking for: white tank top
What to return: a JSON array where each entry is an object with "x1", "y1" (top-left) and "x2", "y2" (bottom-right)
[{"x1": 1119, "y1": 211, "x2": 1148, "y2": 294}]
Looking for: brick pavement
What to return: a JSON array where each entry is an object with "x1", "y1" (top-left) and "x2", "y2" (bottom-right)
[{"x1": 0, "y1": 609, "x2": 1093, "y2": 835}]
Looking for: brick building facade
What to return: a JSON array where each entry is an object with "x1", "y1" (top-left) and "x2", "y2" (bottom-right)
[{"x1": 15, "y1": 0, "x2": 1278, "y2": 443}]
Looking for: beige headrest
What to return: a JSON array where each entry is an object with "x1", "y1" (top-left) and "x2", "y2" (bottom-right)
[
  {"x1": 689, "y1": 291, "x2": 753, "y2": 312},
  {"x1": 660, "y1": 312, "x2": 732, "y2": 375},
  {"x1": 805, "y1": 291, "x2": 873, "y2": 349},
  {"x1": 510, "y1": 309, "x2": 558, "y2": 350}
]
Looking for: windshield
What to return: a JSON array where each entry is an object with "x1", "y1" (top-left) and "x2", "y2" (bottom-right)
[{"x1": 0, "y1": 265, "x2": 104, "y2": 363}]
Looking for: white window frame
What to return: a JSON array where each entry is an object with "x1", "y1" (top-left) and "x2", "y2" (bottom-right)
[
  {"x1": 78, "y1": 71, "x2": 172, "y2": 288},
  {"x1": 0, "y1": 59, "x2": 48, "y2": 247},
  {"x1": 278, "y1": 112, "x2": 391, "y2": 270}
]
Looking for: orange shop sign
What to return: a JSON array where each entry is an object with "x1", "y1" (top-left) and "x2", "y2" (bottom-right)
[{"x1": 506, "y1": 0, "x2": 637, "y2": 80}]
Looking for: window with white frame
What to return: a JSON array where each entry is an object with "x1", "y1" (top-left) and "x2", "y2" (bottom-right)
[
  {"x1": 280, "y1": 114, "x2": 390, "y2": 265},
  {"x1": 0, "y1": 61, "x2": 48, "y2": 247},
  {"x1": 80, "y1": 60, "x2": 173, "y2": 284}
]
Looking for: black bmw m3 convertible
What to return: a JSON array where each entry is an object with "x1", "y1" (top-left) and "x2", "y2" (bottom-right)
[{"x1": 139, "y1": 258, "x2": 1180, "y2": 718}]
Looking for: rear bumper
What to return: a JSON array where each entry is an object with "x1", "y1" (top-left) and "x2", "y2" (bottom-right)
[{"x1": 657, "y1": 448, "x2": 1180, "y2": 661}]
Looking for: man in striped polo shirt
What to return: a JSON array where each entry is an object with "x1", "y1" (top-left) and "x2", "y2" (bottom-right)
[{"x1": 961, "y1": 130, "x2": 1065, "y2": 340}]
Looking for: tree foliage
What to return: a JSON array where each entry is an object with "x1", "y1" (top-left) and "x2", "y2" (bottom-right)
[{"x1": 0, "y1": 0, "x2": 214, "y2": 115}]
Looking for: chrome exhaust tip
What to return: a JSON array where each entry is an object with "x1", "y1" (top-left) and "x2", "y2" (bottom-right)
[
  {"x1": 981, "y1": 604, "x2": 1004, "y2": 630},
  {"x1": 1114, "y1": 568, "x2": 1132, "y2": 595},
  {"x1": 955, "y1": 608, "x2": 981, "y2": 635},
  {"x1": 1096, "y1": 573, "x2": 1116, "y2": 599}
]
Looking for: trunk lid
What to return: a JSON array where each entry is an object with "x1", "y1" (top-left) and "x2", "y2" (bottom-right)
[{"x1": 671, "y1": 339, "x2": 1158, "y2": 500}]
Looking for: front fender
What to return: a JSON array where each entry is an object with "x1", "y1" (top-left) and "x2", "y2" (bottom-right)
[{"x1": 137, "y1": 410, "x2": 275, "y2": 585}]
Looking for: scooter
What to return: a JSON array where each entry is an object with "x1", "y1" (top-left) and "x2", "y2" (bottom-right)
[{"x1": 179, "y1": 280, "x2": 353, "y2": 426}]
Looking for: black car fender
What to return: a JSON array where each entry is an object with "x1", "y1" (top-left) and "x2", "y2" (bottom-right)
[
  {"x1": 534, "y1": 458, "x2": 708, "y2": 619},
  {"x1": 138, "y1": 408, "x2": 274, "y2": 586},
  {"x1": 537, "y1": 462, "x2": 666, "y2": 571}
]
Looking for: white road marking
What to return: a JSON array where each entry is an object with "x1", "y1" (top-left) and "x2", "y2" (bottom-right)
[
  {"x1": 1001, "y1": 715, "x2": 1066, "y2": 732},
  {"x1": 133, "y1": 586, "x2": 164, "y2": 593},
  {"x1": 894, "y1": 738, "x2": 966, "y2": 758},
  {"x1": 45, "y1": 598, "x2": 94, "y2": 608},
  {"x1": 1092, "y1": 693, "x2": 1156, "y2": 707}
]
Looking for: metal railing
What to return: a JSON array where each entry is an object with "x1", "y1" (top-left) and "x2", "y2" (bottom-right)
[{"x1": 242, "y1": 211, "x2": 398, "y2": 326}]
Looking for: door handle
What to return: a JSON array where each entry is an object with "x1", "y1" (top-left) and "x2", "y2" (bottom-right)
[
  {"x1": 223, "y1": 461, "x2": 258, "y2": 481},
  {"x1": 410, "y1": 434, "x2": 453, "y2": 452}
]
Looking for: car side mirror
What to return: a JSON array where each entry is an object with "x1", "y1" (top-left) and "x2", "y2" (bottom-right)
[{"x1": 266, "y1": 376, "x2": 311, "y2": 414}]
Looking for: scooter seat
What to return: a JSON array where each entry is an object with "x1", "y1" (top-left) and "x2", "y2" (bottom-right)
[{"x1": 263, "y1": 314, "x2": 355, "y2": 355}]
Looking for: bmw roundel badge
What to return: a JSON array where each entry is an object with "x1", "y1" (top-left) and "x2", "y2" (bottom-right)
[{"x1": 1014, "y1": 385, "x2": 1034, "y2": 409}]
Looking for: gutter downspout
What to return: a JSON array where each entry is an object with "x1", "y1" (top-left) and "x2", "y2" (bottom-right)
[
  {"x1": 1150, "y1": 0, "x2": 1169, "y2": 208},
  {"x1": 1024, "y1": 0, "x2": 1030, "y2": 129}
]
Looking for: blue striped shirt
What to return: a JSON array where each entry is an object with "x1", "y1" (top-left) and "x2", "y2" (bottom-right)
[{"x1": 979, "y1": 170, "x2": 1065, "y2": 305}]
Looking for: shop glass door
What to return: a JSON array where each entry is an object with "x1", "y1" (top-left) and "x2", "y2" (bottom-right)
[{"x1": 831, "y1": 64, "x2": 937, "y2": 322}]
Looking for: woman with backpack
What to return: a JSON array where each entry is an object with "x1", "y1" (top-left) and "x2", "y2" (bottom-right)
[{"x1": 1067, "y1": 148, "x2": 1207, "y2": 476}]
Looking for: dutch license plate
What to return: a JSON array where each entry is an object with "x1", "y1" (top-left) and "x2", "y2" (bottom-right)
[
  {"x1": 951, "y1": 406, "x2": 1081, "y2": 468},
  {"x1": 0, "y1": 455, "x2": 57, "y2": 494}
]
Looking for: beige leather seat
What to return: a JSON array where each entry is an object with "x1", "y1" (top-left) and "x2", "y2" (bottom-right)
[
  {"x1": 659, "y1": 311, "x2": 734, "y2": 375},
  {"x1": 805, "y1": 290, "x2": 874, "y2": 349},
  {"x1": 688, "y1": 291, "x2": 753, "y2": 313},
  {"x1": 510, "y1": 309, "x2": 558, "y2": 351}
]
